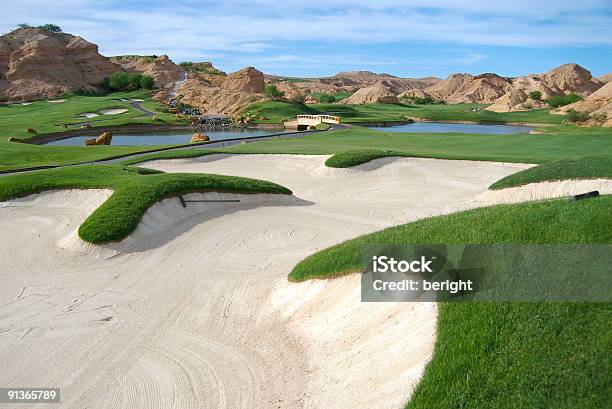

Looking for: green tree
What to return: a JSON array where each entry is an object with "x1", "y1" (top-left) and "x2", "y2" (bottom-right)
[
  {"x1": 107, "y1": 72, "x2": 131, "y2": 91},
  {"x1": 264, "y1": 84, "x2": 285, "y2": 101},
  {"x1": 548, "y1": 93, "x2": 582, "y2": 108},
  {"x1": 39, "y1": 24, "x2": 62, "y2": 33},
  {"x1": 529, "y1": 90, "x2": 542, "y2": 101},
  {"x1": 17, "y1": 23, "x2": 32, "y2": 29},
  {"x1": 319, "y1": 94, "x2": 336, "y2": 103},
  {"x1": 139, "y1": 75, "x2": 155, "y2": 90}
]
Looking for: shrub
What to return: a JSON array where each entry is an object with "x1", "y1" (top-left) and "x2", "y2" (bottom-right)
[
  {"x1": 103, "y1": 72, "x2": 155, "y2": 91},
  {"x1": 16, "y1": 23, "x2": 32, "y2": 29},
  {"x1": 264, "y1": 84, "x2": 285, "y2": 101},
  {"x1": 548, "y1": 93, "x2": 582, "y2": 108},
  {"x1": 319, "y1": 94, "x2": 336, "y2": 103},
  {"x1": 39, "y1": 24, "x2": 62, "y2": 33},
  {"x1": 591, "y1": 112, "x2": 607, "y2": 124},
  {"x1": 27, "y1": 128, "x2": 37, "y2": 134},
  {"x1": 412, "y1": 96, "x2": 435, "y2": 105},
  {"x1": 566, "y1": 109, "x2": 590, "y2": 123},
  {"x1": 529, "y1": 90, "x2": 542, "y2": 101}
]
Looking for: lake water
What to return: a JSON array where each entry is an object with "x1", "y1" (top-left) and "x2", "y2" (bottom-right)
[
  {"x1": 48, "y1": 128, "x2": 290, "y2": 146},
  {"x1": 368, "y1": 122, "x2": 533, "y2": 134}
]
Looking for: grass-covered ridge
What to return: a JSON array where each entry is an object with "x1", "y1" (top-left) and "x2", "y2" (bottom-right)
[
  {"x1": 241, "y1": 101, "x2": 566, "y2": 125},
  {"x1": 289, "y1": 196, "x2": 611, "y2": 408},
  {"x1": 226, "y1": 127, "x2": 612, "y2": 164},
  {"x1": 0, "y1": 165, "x2": 291, "y2": 243},
  {"x1": 120, "y1": 148, "x2": 216, "y2": 165},
  {"x1": 490, "y1": 156, "x2": 612, "y2": 190}
]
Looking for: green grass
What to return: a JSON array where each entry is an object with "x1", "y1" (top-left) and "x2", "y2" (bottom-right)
[
  {"x1": 288, "y1": 196, "x2": 611, "y2": 408},
  {"x1": 224, "y1": 126, "x2": 612, "y2": 164},
  {"x1": 120, "y1": 149, "x2": 216, "y2": 165},
  {"x1": 0, "y1": 165, "x2": 291, "y2": 243},
  {"x1": 404, "y1": 103, "x2": 566, "y2": 124},
  {"x1": 0, "y1": 91, "x2": 186, "y2": 171},
  {"x1": 490, "y1": 156, "x2": 612, "y2": 189},
  {"x1": 240, "y1": 100, "x2": 566, "y2": 124}
]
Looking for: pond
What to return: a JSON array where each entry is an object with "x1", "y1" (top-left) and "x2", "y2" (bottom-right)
[
  {"x1": 368, "y1": 121, "x2": 533, "y2": 134},
  {"x1": 47, "y1": 128, "x2": 290, "y2": 146}
]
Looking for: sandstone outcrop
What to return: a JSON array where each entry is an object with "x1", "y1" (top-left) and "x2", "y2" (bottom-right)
[
  {"x1": 110, "y1": 54, "x2": 184, "y2": 88},
  {"x1": 398, "y1": 88, "x2": 432, "y2": 99},
  {"x1": 0, "y1": 28, "x2": 119, "y2": 102},
  {"x1": 487, "y1": 64, "x2": 603, "y2": 112},
  {"x1": 338, "y1": 81, "x2": 399, "y2": 104},
  {"x1": 596, "y1": 73, "x2": 612, "y2": 84},
  {"x1": 85, "y1": 131, "x2": 113, "y2": 145},
  {"x1": 191, "y1": 133, "x2": 210, "y2": 143},
  {"x1": 553, "y1": 82, "x2": 612, "y2": 127},
  {"x1": 175, "y1": 66, "x2": 265, "y2": 115},
  {"x1": 272, "y1": 71, "x2": 440, "y2": 101},
  {"x1": 424, "y1": 73, "x2": 512, "y2": 104}
]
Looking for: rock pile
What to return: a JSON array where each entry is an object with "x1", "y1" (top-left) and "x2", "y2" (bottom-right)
[{"x1": 191, "y1": 133, "x2": 210, "y2": 143}]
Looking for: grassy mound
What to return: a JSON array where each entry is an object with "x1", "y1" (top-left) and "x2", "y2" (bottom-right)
[
  {"x1": 289, "y1": 196, "x2": 611, "y2": 408},
  {"x1": 490, "y1": 156, "x2": 612, "y2": 190},
  {"x1": 0, "y1": 165, "x2": 292, "y2": 243},
  {"x1": 121, "y1": 149, "x2": 216, "y2": 165}
]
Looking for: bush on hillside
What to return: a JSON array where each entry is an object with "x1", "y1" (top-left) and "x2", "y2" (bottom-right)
[
  {"x1": 529, "y1": 90, "x2": 542, "y2": 101},
  {"x1": 100, "y1": 72, "x2": 155, "y2": 91},
  {"x1": 566, "y1": 109, "x2": 590, "y2": 123},
  {"x1": 264, "y1": 84, "x2": 285, "y2": 101},
  {"x1": 318, "y1": 94, "x2": 336, "y2": 103},
  {"x1": 548, "y1": 92, "x2": 582, "y2": 108},
  {"x1": 412, "y1": 96, "x2": 435, "y2": 105}
]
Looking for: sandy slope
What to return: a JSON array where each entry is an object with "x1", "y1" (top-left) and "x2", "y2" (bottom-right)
[{"x1": 1, "y1": 155, "x2": 609, "y2": 409}]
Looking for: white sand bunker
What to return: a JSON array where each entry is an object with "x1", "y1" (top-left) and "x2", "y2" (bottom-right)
[
  {"x1": 3, "y1": 155, "x2": 608, "y2": 409},
  {"x1": 100, "y1": 108, "x2": 128, "y2": 115},
  {"x1": 47, "y1": 99, "x2": 67, "y2": 103},
  {"x1": 76, "y1": 112, "x2": 99, "y2": 119},
  {"x1": 20, "y1": 102, "x2": 32, "y2": 106}
]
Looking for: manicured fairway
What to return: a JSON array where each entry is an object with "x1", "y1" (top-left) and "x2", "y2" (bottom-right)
[
  {"x1": 490, "y1": 156, "x2": 612, "y2": 189},
  {"x1": 242, "y1": 100, "x2": 566, "y2": 124},
  {"x1": 289, "y1": 195, "x2": 612, "y2": 409},
  {"x1": 0, "y1": 91, "x2": 184, "y2": 171},
  {"x1": 0, "y1": 165, "x2": 291, "y2": 243},
  {"x1": 224, "y1": 126, "x2": 612, "y2": 164}
]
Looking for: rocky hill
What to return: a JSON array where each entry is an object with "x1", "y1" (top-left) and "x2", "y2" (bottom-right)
[
  {"x1": 0, "y1": 28, "x2": 119, "y2": 102},
  {"x1": 174, "y1": 66, "x2": 265, "y2": 115},
  {"x1": 597, "y1": 73, "x2": 612, "y2": 84},
  {"x1": 272, "y1": 71, "x2": 440, "y2": 101},
  {"x1": 487, "y1": 64, "x2": 603, "y2": 112},
  {"x1": 424, "y1": 73, "x2": 512, "y2": 104},
  {"x1": 109, "y1": 54, "x2": 184, "y2": 89},
  {"x1": 553, "y1": 81, "x2": 612, "y2": 127},
  {"x1": 338, "y1": 80, "x2": 399, "y2": 104}
]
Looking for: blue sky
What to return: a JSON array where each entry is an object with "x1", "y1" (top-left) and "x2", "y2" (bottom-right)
[{"x1": 1, "y1": 0, "x2": 611, "y2": 78}]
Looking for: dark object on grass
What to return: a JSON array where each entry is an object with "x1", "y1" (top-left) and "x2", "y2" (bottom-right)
[
  {"x1": 570, "y1": 191, "x2": 599, "y2": 201},
  {"x1": 177, "y1": 195, "x2": 240, "y2": 207}
]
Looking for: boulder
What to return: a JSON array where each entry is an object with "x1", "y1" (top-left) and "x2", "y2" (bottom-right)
[
  {"x1": 191, "y1": 133, "x2": 210, "y2": 143},
  {"x1": 85, "y1": 131, "x2": 112, "y2": 145}
]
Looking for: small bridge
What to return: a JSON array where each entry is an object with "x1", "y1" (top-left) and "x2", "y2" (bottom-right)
[{"x1": 295, "y1": 114, "x2": 341, "y2": 129}]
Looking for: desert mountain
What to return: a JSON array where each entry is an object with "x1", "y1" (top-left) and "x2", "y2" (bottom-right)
[
  {"x1": 109, "y1": 55, "x2": 184, "y2": 89},
  {"x1": 0, "y1": 27, "x2": 118, "y2": 102},
  {"x1": 424, "y1": 73, "x2": 512, "y2": 104},
  {"x1": 487, "y1": 63, "x2": 603, "y2": 112},
  {"x1": 597, "y1": 73, "x2": 612, "y2": 84},
  {"x1": 272, "y1": 71, "x2": 440, "y2": 101},
  {"x1": 338, "y1": 80, "x2": 399, "y2": 104},
  {"x1": 553, "y1": 81, "x2": 612, "y2": 127},
  {"x1": 174, "y1": 66, "x2": 265, "y2": 115}
]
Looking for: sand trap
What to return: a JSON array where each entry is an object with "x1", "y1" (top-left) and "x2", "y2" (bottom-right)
[
  {"x1": 131, "y1": 98, "x2": 144, "y2": 102},
  {"x1": 21, "y1": 102, "x2": 32, "y2": 106},
  {"x1": 47, "y1": 99, "x2": 67, "y2": 103},
  {"x1": 76, "y1": 112, "x2": 99, "y2": 119},
  {"x1": 3, "y1": 154, "x2": 606, "y2": 408},
  {"x1": 100, "y1": 108, "x2": 128, "y2": 115}
]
